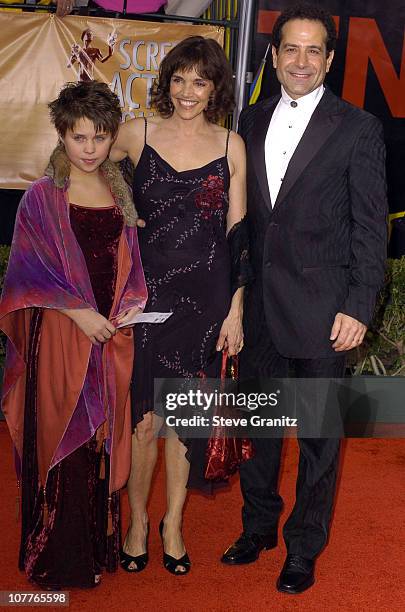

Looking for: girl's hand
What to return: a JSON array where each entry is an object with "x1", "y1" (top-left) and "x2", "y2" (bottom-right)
[
  {"x1": 59, "y1": 308, "x2": 116, "y2": 345},
  {"x1": 115, "y1": 306, "x2": 143, "y2": 327}
]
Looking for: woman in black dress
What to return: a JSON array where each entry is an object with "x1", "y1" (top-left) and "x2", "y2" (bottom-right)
[{"x1": 111, "y1": 36, "x2": 249, "y2": 575}]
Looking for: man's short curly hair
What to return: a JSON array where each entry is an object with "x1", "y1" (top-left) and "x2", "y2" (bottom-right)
[
  {"x1": 49, "y1": 81, "x2": 122, "y2": 137},
  {"x1": 152, "y1": 36, "x2": 234, "y2": 124},
  {"x1": 272, "y1": 3, "x2": 337, "y2": 56}
]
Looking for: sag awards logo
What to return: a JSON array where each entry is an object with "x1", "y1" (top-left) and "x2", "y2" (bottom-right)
[
  {"x1": 67, "y1": 28, "x2": 117, "y2": 82},
  {"x1": 67, "y1": 28, "x2": 174, "y2": 120}
]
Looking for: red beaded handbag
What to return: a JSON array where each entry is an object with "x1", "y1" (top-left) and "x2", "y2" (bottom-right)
[{"x1": 205, "y1": 352, "x2": 254, "y2": 481}]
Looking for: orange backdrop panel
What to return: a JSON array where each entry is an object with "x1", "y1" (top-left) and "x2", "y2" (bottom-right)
[{"x1": 0, "y1": 13, "x2": 223, "y2": 190}]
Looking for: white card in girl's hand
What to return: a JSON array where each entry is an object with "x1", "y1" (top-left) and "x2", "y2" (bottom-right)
[{"x1": 117, "y1": 311, "x2": 173, "y2": 327}]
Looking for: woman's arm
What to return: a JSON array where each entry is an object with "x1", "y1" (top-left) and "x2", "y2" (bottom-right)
[
  {"x1": 226, "y1": 131, "x2": 247, "y2": 234},
  {"x1": 216, "y1": 132, "x2": 248, "y2": 356},
  {"x1": 110, "y1": 118, "x2": 145, "y2": 164}
]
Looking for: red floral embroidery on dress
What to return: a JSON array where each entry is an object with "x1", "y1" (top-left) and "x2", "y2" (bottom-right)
[{"x1": 195, "y1": 175, "x2": 224, "y2": 219}]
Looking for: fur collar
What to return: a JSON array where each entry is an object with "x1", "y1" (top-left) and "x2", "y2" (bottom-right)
[{"x1": 45, "y1": 144, "x2": 137, "y2": 226}]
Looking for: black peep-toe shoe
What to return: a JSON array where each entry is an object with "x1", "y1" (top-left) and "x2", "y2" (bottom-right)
[
  {"x1": 120, "y1": 523, "x2": 149, "y2": 573},
  {"x1": 159, "y1": 519, "x2": 191, "y2": 576}
]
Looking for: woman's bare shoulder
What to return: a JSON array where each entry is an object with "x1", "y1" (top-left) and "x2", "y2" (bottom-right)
[
  {"x1": 111, "y1": 117, "x2": 149, "y2": 162},
  {"x1": 210, "y1": 125, "x2": 244, "y2": 148},
  {"x1": 144, "y1": 114, "x2": 166, "y2": 137},
  {"x1": 227, "y1": 130, "x2": 245, "y2": 153},
  {"x1": 145, "y1": 114, "x2": 164, "y2": 125},
  {"x1": 226, "y1": 131, "x2": 246, "y2": 178},
  {"x1": 119, "y1": 116, "x2": 146, "y2": 137}
]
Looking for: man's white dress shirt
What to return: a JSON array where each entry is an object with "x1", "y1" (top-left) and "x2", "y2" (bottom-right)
[{"x1": 265, "y1": 85, "x2": 325, "y2": 206}]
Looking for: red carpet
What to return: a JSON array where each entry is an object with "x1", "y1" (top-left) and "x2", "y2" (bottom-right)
[{"x1": 0, "y1": 421, "x2": 404, "y2": 611}]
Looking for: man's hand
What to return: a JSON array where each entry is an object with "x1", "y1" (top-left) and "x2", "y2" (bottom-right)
[
  {"x1": 330, "y1": 312, "x2": 367, "y2": 352},
  {"x1": 60, "y1": 308, "x2": 116, "y2": 345}
]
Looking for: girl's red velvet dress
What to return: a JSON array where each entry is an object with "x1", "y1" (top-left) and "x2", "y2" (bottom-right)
[{"x1": 19, "y1": 204, "x2": 124, "y2": 589}]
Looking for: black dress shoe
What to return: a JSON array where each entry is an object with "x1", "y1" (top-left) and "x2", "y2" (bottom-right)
[
  {"x1": 276, "y1": 554, "x2": 315, "y2": 594},
  {"x1": 221, "y1": 532, "x2": 277, "y2": 565}
]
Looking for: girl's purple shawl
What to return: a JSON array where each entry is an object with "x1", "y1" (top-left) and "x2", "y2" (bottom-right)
[{"x1": 0, "y1": 177, "x2": 147, "y2": 492}]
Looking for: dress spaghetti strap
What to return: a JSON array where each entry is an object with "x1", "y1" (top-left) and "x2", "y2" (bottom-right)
[
  {"x1": 143, "y1": 117, "x2": 148, "y2": 145},
  {"x1": 225, "y1": 129, "x2": 231, "y2": 157}
]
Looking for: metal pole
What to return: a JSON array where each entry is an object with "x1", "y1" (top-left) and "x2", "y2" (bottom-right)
[{"x1": 232, "y1": 0, "x2": 255, "y2": 129}]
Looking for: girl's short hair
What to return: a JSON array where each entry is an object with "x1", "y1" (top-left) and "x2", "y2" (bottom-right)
[
  {"x1": 49, "y1": 81, "x2": 122, "y2": 136},
  {"x1": 152, "y1": 36, "x2": 234, "y2": 123}
]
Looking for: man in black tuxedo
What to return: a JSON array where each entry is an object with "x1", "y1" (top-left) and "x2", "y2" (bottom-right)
[{"x1": 221, "y1": 4, "x2": 387, "y2": 594}]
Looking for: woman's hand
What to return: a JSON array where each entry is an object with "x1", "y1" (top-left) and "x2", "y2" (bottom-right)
[
  {"x1": 59, "y1": 308, "x2": 116, "y2": 345},
  {"x1": 216, "y1": 291, "x2": 244, "y2": 356},
  {"x1": 115, "y1": 306, "x2": 143, "y2": 327}
]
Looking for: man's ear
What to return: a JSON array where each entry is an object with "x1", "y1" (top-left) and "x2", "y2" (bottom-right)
[
  {"x1": 326, "y1": 49, "x2": 334, "y2": 73},
  {"x1": 272, "y1": 45, "x2": 278, "y2": 69}
]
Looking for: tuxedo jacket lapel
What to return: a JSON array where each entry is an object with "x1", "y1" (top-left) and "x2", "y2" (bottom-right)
[
  {"x1": 274, "y1": 89, "x2": 346, "y2": 209},
  {"x1": 251, "y1": 97, "x2": 279, "y2": 211}
]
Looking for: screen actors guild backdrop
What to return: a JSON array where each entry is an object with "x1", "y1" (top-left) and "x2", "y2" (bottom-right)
[
  {"x1": 0, "y1": 13, "x2": 223, "y2": 190},
  {"x1": 0, "y1": 13, "x2": 222, "y2": 242}
]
